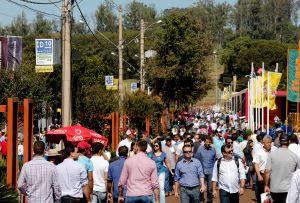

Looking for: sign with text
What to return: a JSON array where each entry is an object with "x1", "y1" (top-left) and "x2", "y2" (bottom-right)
[
  {"x1": 131, "y1": 82, "x2": 138, "y2": 92},
  {"x1": 35, "y1": 39, "x2": 53, "y2": 66},
  {"x1": 105, "y1": 76, "x2": 114, "y2": 86}
]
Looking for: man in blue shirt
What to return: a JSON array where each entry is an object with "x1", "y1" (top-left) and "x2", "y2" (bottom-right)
[
  {"x1": 195, "y1": 135, "x2": 216, "y2": 203},
  {"x1": 213, "y1": 129, "x2": 225, "y2": 158},
  {"x1": 174, "y1": 145, "x2": 206, "y2": 203},
  {"x1": 107, "y1": 146, "x2": 128, "y2": 203}
]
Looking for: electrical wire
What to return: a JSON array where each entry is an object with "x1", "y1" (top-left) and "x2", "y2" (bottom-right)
[
  {"x1": 74, "y1": 0, "x2": 117, "y2": 48},
  {"x1": 74, "y1": 0, "x2": 137, "y2": 70},
  {"x1": 20, "y1": 0, "x2": 62, "y2": 4},
  {"x1": 5, "y1": 0, "x2": 61, "y2": 18},
  {"x1": 47, "y1": 0, "x2": 61, "y2": 11},
  {"x1": 0, "y1": 11, "x2": 14, "y2": 18}
]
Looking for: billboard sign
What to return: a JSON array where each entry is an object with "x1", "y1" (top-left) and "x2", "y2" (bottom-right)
[{"x1": 35, "y1": 39, "x2": 53, "y2": 66}]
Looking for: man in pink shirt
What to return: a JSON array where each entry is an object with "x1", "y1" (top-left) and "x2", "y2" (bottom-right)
[{"x1": 118, "y1": 140, "x2": 159, "y2": 203}]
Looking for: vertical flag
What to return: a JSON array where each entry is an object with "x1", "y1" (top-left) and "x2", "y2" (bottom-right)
[
  {"x1": 263, "y1": 71, "x2": 282, "y2": 110},
  {"x1": 288, "y1": 49, "x2": 300, "y2": 102}
]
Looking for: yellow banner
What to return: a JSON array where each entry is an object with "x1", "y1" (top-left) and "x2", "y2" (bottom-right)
[
  {"x1": 35, "y1": 66, "x2": 53, "y2": 73},
  {"x1": 263, "y1": 71, "x2": 282, "y2": 110},
  {"x1": 252, "y1": 76, "x2": 263, "y2": 108}
]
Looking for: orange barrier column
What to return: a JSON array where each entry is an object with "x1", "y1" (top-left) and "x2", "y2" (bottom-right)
[
  {"x1": 111, "y1": 112, "x2": 120, "y2": 151},
  {"x1": 23, "y1": 99, "x2": 33, "y2": 164},
  {"x1": 6, "y1": 98, "x2": 18, "y2": 189},
  {"x1": 145, "y1": 116, "x2": 150, "y2": 135}
]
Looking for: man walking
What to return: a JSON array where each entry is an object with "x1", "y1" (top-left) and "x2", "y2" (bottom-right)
[
  {"x1": 212, "y1": 145, "x2": 246, "y2": 203},
  {"x1": 77, "y1": 141, "x2": 94, "y2": 200},
  {"x1": 118, "y1": 140, "x2": 159, "y2": 203},
  {"x1": 174, "y1": 145, "x2": 206, "y2": 203},
  {"x1": 264, "y1": 134, "x2": 300, "y2": 203},
  {"x1": 195, "y1": 135, "x2": 216, "y2": 203},
  {"x1": 18, "y1": 141, "x2": 61, "y2": 203},
  {"x1": 90, "y1": 142, "x2": 109, "y2": 203},
  {"x1": 57, "y1": 144, "x2": 90, "y2": 203},
  {"x1": 253, "y1": 135, "x2": 275, "y2": 203},
  {"x1": 213, "y1": 129, "x2": 225, "y2": 158},
  {"x1": 107, "y1": 146, "x2": 128, "y2": 203}
]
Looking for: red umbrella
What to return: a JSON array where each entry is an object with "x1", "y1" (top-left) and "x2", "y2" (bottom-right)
[{"x1": 46, "y1": 125, "x2": 108, "y2": 146}]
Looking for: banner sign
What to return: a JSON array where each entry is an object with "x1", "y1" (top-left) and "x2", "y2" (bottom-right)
[
  {"x1": 105, "y1": 76, "x2": 114, "y2": 86},
  {"x1": 106, "y1": 79, "x2": 118, "y2": 90},
  {"x1": 288, "y1": 49, "x2": 300, "y2": 102},
  {"x1": 0, "y1": 36, "x2": 22, "y2": 70},
  {"x1": 131, "y1": 83, "x2": 138, "y2": 92},
  {"x1": 35, "y1": 66, "x2": 54, "y2": 73},
  {"x1": 36, "y1": 39, "x2": 54, "y2": 66}
]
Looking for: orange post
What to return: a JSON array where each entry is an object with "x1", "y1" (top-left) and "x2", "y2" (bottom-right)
[
  {"x1": 111, "y1": 112, "x2": 120, "y2": 151},
  {"x1": 23, "y1": 99, "x2": 33, "y2": 164},
  {"x1": 146, "y1": 116, "x2": 150, "y2": 135},
  {"x1": 6, "y1": 98, "x2": 19, "y2": 189}
]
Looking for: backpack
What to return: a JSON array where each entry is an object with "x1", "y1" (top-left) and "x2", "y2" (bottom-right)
[{"x1": 217, "y1": 156, "x2": 240, "y2": 179}]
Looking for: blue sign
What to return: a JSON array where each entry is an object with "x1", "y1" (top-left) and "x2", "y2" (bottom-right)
[
  {"x1": 131, "y1": 83, "x2": 138, "y2": 92},
  {"x1": 105, "y1": 76, "x2": 114, "y2": 86},
  {"x1": 35, "y1": 39, "x2": 53, "y2": 65}
]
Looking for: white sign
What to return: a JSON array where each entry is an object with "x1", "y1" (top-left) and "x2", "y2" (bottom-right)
[
  {"x1": 35, "y1": 39, "x2": 53, "y2": 66},
  {"x1": 105, "y1": 76, "x2": 114, "y2": 86},
  {"x1": 131, "y1": 83, "x2": 138, "y2": 92}
]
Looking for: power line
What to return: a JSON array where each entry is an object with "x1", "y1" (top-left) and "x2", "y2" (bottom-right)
[
  {"x1": 47, "y1": 0, "x2": 61, "y2": 11},
  {"x1": 19, "y1": 0, "x2": 62, "y2": 4},
  {"x1": 5, "y1": 0, "x2": 61, "y2": 18},
  {"x1": 0, "y1": 11, "x2": 14, "y2": 18},
  {"x1": 74, "y1": 0, "x2": 137, "y2": 70},
  {"x1": 74, "y1": 0, "x2": 117, "y2": 48}
]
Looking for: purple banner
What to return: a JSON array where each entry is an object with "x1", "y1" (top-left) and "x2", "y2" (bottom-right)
[
  {"x1": 7, "y1": 36, "x2": 22, "y2": 70},
  {"x1": 0, "y1": 37, "x2": 8, "y2": 69}
]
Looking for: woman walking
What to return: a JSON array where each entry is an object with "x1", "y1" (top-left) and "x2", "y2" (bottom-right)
[{"x1": 149, "y1": 140, "x2": 174, "y2": 203}]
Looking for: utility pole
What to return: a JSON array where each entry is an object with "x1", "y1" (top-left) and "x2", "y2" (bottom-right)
[
  {"x1": 140, "y1": 19, "x2": 145, "y2": 92},
  {"x1": 118, "y1": 5, "x2": 124, "y2": 129},
  {"x1": 213, "y1": 50, "x2": 218, "y2": 106},
  {"x1": 62, "y1": 0, "x2": 72, "y2": 127}
]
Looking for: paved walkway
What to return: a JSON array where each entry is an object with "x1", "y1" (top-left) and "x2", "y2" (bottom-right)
[{"x1": 166, "y1": 188, "x2": 256, "y2": 203}]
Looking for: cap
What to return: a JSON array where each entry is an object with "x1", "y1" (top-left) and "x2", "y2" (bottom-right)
[
  {"x1": 126, "y1": 129, "x2": 131, "y2": 136},
  {"x1": 77, "y1": 141, "x2": 91, "y2": 150},
  {"x1": 279, "y1": 134, "x2": 289, "y2": 143}
]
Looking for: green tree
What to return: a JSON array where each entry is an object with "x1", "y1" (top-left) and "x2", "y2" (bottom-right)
[
  {"x1": 124, "y1": 91, "x2": 163, "y2": 130},
  {"x1": 6, "y1": 11, "x2": 30, "y2": 35},
  {"x1": 124, "y1": 0, "x2": 157, "y2": 30},
  {"x1": 31, "y1": 13, "x2": 54, "y2": 35},
  {"x1": 94, "y1": 1, "x2": 116, "y2": 32},
  {"x1": 146, "y1": 12, "x2": 212, "y2": 106}
]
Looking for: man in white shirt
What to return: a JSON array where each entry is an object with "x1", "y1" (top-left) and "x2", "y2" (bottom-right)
[
  {"x1": 116, "y1": 129, "x2": 134, "y2": 155},
  {"x1": 212, "y1": 145, "x2": 246, "y2": 203},
  {"x1": 253, "y1": 135, "x2": 276, "y2": 203},
  {"x1": 57, "y1": 144, "x2": 90, "y2": 203},
  {"x1": 253, "y1": 132, "x2": 265, "y2": 155},
  {"x1": 288, "y1": 134, "x2": 300, "y2": 160},
  {"x1": 287, "y1": 169, "x2": 300, "y2": 203},
  {"x1": 91, "y1": 142, "x2": 109, "y2": 203}
]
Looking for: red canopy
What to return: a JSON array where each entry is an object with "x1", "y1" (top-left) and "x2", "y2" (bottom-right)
[{"x1": 46, "y1": 125, "x2": 108, "y2": 146}]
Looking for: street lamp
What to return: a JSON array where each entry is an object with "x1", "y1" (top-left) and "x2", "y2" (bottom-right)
[{"x1": 213, "y1": 50, "x2": 218, "y2": 106}]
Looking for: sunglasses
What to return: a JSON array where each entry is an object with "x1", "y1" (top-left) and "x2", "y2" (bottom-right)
[
  {"x1": 226, "y1": 142, "x2": 233, "y2": 144},
  {"x1": 154, "y1": 145, "x2": 159, "y2": 147},
  {"x1": 183, "y1": 151, "x2": 192, "y2": 154}
]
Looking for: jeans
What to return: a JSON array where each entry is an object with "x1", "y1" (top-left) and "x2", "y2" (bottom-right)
[
  {"x1": 219, "y1": 189, "x2": 239, "y2": 203},
  {"x1": 255, "y1": 180, "x2": 264, "y2": 203},
  {"x1": 125, "y1": 195, "x2": 153, "y2": 203},
  {"x1": 61, "y1": 196, "x2": 83, "y2": 203},
  {"x1": 180, "y1": 186, "x2": 201, "y2": 203},
  {"x1": 158, "y1": 172, "x2": 165, "y2": 203},
  {"x1": 270, "y1": 192, "x2": 288, "y2": 203},
  {"x1": 204, "y1": 174, "x2": 213, "y2": 203},
  {"x1": 92, "y1": 191, "x2": 106, "y2": 203}
]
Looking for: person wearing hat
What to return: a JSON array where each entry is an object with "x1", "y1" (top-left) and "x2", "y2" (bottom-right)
[
  {"x1": 77, "y1": 141, "x2": 94, "y2": 201},
  {"x1": 213, "y1": 128, "x2": 225, "y2": 159},
  {"x1": 116, "y1": 129, "x2": 135, "y2": 156},
  {"x1": 45, "y1": 148, "x2": 61, "y2": 165},
  {"x1": 264, "y1": 134, "x2": 300, "y2": 203}
]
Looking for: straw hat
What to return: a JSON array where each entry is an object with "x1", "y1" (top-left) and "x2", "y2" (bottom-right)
[{"x1": 45, "y1": 149, "x2": 60, "y2": 157}]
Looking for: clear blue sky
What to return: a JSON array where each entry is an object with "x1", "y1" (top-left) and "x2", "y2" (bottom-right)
[{"x1": 0, "y1": 0, "x2": 236, "y2": 26}]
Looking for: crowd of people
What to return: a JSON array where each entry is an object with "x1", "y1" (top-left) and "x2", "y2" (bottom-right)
[{"x1": 11, "y1": 110, "x2": 300, "y2": 203}]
